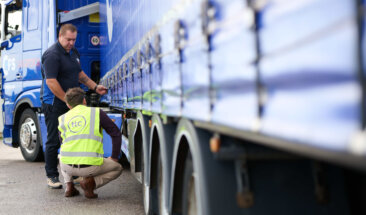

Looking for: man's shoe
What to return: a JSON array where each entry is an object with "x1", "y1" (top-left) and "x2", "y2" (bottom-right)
[
  {"x1": 72, "y1": 176, "x2": 83, "y2": 185},
  {"x1": 47, "y1": 176, "x2": 63, "y2": 189},
  {"x1": 65, "y1": 182, "x2": 80, "y2": 197},
  {"x1": 80, "y1": 177, "x2": 98, "y2": 199}
]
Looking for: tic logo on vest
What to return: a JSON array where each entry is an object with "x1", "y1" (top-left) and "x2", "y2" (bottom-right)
[{"x1": 68, "y1": 115, "x2": 87, "y2": 133}]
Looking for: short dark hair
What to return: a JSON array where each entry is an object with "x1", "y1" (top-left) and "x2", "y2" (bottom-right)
[
  {"x1": 59, "y1": 23, "x2": 77, "y2": 36},
  {"x1": 65, "y1": 87, "x2": 85, "y2": 108}
]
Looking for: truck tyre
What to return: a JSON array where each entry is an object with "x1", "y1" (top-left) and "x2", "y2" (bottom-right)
[
  {"x1": 18, "y1": 108, "x2": 43, "y2": 162},
  {"x1": 150, "y1": 148, "x2": 163, "y2": 214},
  {"x1": 182, "y1": 151, "x2": 197, "y2": 215},
  {"x1": 142, "y1": 143, "x2": 152, "y2": 215},
  {"x1": 157, "y1": 153, "x2": 163, "y2": 214},
  {"x1": 150, "y1": 115, "x2": 175, "y2": 215},
  {"x1": 136, "y1": 112, "x2": 152, "y2": 215},
  {"x1": 172, "y1": 119, "x2": 241, "y2": 215}
]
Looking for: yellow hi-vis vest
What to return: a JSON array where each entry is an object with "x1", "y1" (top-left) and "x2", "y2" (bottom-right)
[{"x1": 58, "y1": 105, "x2": 104, "y2": 165}]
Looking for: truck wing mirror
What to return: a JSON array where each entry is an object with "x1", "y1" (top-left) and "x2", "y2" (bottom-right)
[
  {"x1": 9, "y1": 34, "x2": 20, "y2": 43},
  {"x1": 0, "y1": 40, "x2": 8, "y2": 50}
]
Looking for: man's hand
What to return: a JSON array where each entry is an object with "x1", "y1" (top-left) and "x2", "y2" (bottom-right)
[
  {"x1": 95, "y1": 84, "x2": 108, "y2": 95},
  {"x1": 79, "y1": 71, "x2": 108, "y2": 95},
  {"x1": 108, "y1": 157, "x2": 118, "y2": 162}
]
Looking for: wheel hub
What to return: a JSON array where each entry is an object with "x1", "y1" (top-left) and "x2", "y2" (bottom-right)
[{"x1": 20, "y1": 118, "x2": 37, "y2": 153}]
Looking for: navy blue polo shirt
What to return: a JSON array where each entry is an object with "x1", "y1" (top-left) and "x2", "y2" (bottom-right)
[{"x1": 41, "y1": 42, "x2": 82, "y2": 106}]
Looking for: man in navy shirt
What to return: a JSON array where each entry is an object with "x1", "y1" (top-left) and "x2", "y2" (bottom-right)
[{"x1": 41, "y1": 23, "x2": 107, "y2": 189}]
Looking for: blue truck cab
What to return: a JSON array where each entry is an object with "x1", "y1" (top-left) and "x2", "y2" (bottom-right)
[
  {"x1": 0, "y1": 0, "x2": 118, "y2": 161},
  {"x1": 1, "y1": 0, "x2": 46, "y2": 160}
]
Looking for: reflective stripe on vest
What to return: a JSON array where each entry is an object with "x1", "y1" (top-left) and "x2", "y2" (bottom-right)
[
  {"x1": 59, "y1": 114, "x2": 66, "y2": 141},
  {"x1": 60, "y1": 151, "x2": 104, "y2": 158}
]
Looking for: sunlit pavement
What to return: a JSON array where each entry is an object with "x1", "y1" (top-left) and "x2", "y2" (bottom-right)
[{"x1": 0, "y1": 141, "x2": 144, "y2": 215}]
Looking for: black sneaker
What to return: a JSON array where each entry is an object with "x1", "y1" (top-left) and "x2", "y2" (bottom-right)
[{"x1": 47, "y1": 176, "x2": 63, "y2": 189}]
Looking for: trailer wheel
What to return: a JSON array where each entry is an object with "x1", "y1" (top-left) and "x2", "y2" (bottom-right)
[
  {"x1": 157, "y1": 153, "x2": 164, "y2": 214},
  {"x1": 142, "y1": 141, "x2": 152, "y2": 215},
  {"x1": 150, "y1": 147, "x2": 163, "y2": 214},
  {"x1": 182, "y1": 151, "x2": 197, "y2": 215},
  {"x1": 18, "y1": 109, "x2": 43, "y2": 162},
  {"x1": 150, "y1": 114, "x2": 175, "y2": 215},
  {"x1": 136, "y1": 112, "x2": 152, "y2": 215},
  {"x1": 172, "y1": 119, "x2": 241, "y2": 215}
]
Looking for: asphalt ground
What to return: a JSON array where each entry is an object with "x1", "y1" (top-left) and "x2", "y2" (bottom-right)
[{"x1": 0, "y1": 142, "x2": 144, "y2": 215}]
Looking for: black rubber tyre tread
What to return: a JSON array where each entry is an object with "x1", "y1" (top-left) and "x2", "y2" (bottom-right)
[{"x1": 182, "y1": 151, "x2": 195, "y2": 215}]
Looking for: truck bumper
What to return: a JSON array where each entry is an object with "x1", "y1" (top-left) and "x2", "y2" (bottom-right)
[{"x1": 2, "y1": 125, "x2": 14, "y2": 147}]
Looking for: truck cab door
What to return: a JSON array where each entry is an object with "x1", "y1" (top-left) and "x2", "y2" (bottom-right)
[
  {"x1": 22, "y1": 0, "x2": 42, "y2": 85},
  {"x1": 0, "y1": 0, "x2": 23, "y2": 133}
]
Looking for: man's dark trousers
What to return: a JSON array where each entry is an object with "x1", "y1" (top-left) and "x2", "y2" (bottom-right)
[{"x1": 42, "y1": 103, "x2": 68, "y2": 178}]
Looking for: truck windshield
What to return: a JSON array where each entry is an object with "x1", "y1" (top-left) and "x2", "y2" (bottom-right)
[
  {"x1": 4, "y1": 0, "x2": 22, "y2": 39},
  {"x1": 0, "y1": 0, "x2": 22, "y2": 41}
]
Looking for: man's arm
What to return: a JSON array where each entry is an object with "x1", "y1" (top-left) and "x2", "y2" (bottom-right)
[
  {"x1": 100, "y1": 109, "x2": 121, "y2": 161},
  {"x1": 46, "y1": 79, "x2": 66, "y2": 103},
  {"x1": 79, "y1": 71, "x2": 108, "y2": 95}
]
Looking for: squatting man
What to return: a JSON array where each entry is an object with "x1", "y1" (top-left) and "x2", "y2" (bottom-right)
[{"x1": 58, "y1": 87, "x2": 123, "y2": 198}]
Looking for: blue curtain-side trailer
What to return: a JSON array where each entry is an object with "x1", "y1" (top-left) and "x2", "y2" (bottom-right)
[{"x1": 1, "y1": 0, "x2": 366, "y2": 214}]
